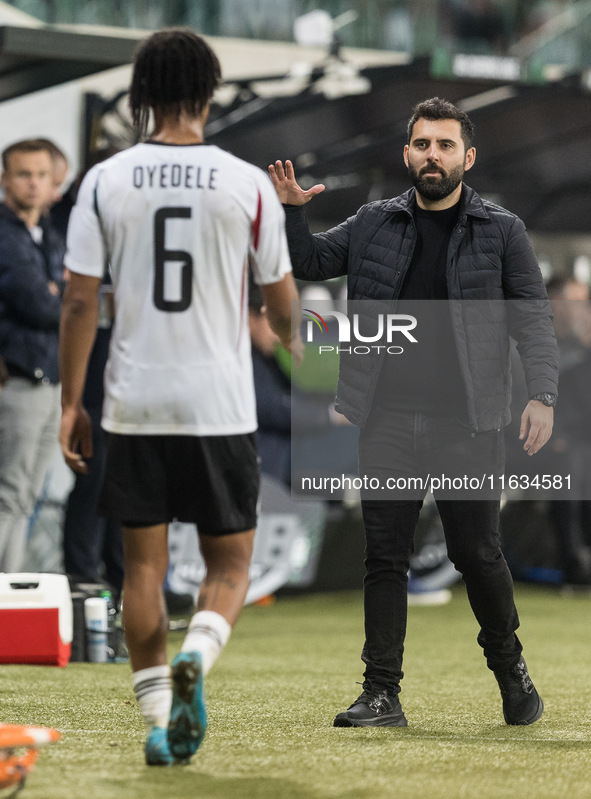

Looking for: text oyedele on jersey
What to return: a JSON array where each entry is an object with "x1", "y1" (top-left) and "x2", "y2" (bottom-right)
[{"x1": 132, "y1": 163, "x2": 218, "y2": 190}]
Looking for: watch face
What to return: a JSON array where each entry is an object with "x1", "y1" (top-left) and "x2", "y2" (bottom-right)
[{"x1": 535, "y1": 393, "x2": 556, "y2": 407}]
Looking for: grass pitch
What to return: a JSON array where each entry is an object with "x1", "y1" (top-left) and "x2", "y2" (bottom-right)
[{"x1": 3, "y1": 585, "x2": 591, "y2": 799}]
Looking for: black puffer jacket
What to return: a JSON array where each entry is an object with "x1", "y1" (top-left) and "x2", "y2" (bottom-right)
[
  {"x1": 285, "y1": 185, "x2": 558, "y2": 430},
  {"x1": 0, "y1": 203, "x2": 65, "y2": 384}
]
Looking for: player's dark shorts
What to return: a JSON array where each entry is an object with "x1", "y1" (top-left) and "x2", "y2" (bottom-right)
[{"x1": 98, "y1": 432, "x2": 259, "y2": 535}]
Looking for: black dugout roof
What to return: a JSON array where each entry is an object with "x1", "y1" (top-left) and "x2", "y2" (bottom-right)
[
  {"x1": 1, "y1": 20, "x2": 589, "y2": 234},
  {"x1": 0, "y1": 23, "x2": 139, "y2": 102}
]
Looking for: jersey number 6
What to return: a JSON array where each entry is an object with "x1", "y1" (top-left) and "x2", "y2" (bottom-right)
[{"x1": 153, "y1": 206, "x2": 193, "y2": 312}]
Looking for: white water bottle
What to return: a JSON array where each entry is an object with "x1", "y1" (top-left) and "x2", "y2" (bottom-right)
[{"x1": 85, "y1": 597, "x2": 108, "y2": 662}]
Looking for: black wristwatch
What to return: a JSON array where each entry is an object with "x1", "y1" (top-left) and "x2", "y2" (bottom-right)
[{"x1": 530, "y1": 392, "x2": 557, "y2": 407}]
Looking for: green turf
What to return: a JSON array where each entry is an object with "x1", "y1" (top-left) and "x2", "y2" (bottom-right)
[{"x1": 3, "y1": 585, "x2": 591, "y2": 799}]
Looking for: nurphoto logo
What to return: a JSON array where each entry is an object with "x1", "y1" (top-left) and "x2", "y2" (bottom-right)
[{"x1": 302, "y1": 309, "x2": 418, "y2": 355}]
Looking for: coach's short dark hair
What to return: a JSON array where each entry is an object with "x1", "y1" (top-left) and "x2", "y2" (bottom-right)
[
  {"x1": 407, "y1": 97, "x2": 475, "y2": 150},
  {"x1": 2, "y1": 139, "x2": 53, "y2": 171},
  {"x1": 129, "y1": 27, "x2": 222, "y2": 135}
]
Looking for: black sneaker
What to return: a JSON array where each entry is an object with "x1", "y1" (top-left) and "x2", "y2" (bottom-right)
[
  {"x1": 334, "y1": 685, "x2": 407, "y2": 728},
  {"x1": 494, "y1": 656, "x2": 544, "y2": 725}
]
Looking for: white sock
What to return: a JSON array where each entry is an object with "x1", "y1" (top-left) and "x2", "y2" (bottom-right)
[
  {"x1": 181, "y1": 610, "x2": 232, "y2": 676},
  {"x1": 132, "y1": 665, "x2": 172, "y2": 730}
]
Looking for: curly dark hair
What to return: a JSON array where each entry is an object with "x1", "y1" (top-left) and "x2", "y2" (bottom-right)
[
  {"x1": 129, "y1": 28, "x2": 222, "y2": 136},
  {"x1": 407, "y1": 97, "x2": 475, "y2": 150}
]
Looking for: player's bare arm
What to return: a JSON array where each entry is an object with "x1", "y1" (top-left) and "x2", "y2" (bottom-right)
[
  {"x1": 261, "y1": 273, "x2": 304, "y2": 366},
  {"x1": 519, "y1": 400, "x2": 554, "y2": 456},
  {"x1": 59, "y1": 272, "x2": 102, "y2": 474},
  {"x1": 268, "y1": 160, "x2": 325, "y2": 205}
]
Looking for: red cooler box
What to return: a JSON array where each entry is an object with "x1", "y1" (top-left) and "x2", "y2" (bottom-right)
[{"x1": 0, "y1": 573, "x2": 73, "y2": 667}]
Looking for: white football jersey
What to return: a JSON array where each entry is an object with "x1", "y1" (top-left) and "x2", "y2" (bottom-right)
[{"x1": 65, "y1": 142, "x2": 292, "y2": 435}]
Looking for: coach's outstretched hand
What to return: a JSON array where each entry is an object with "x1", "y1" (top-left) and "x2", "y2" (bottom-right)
[{"x1": 269, "y1": 160, "x2": 325, "y2": 205}]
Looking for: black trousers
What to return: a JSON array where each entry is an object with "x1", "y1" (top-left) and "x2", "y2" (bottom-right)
[{"x1": 358, "y1": 410, "x2": 522, "y2": 693}]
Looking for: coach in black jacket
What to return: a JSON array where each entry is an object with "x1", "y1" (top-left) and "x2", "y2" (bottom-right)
[{"x1": 270, "y1": 98, "x2": 558, "y2": 728}]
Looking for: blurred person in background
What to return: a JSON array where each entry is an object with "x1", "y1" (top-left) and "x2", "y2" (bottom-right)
[
  {"x1": 249, "y1": 282, "x2": 304, "y2": 486},
  {"x1": 546, "y1": 275, "x2": 591, "y2": 369},
  {"x1": 19, "y1": 139, "x2": 73, "y2": 575},
  {"x1": 17, "y1": 141, "x2": 123, "y2": 592},
  {"x1": 36, "y1": 138, "x2": 70, "y2": 213},
  {"x1": 250, "y1": 278, "x2": 356, "y2": 487},
  {"x1": 0, "y1": 139, "x2": 65, "y2": 572},
  {"x1": 545, "y1": 276, "x2": 591, "y2": 585},
  {"x1": 504, "y1": 275, "x2": 591, "y2": 586}
]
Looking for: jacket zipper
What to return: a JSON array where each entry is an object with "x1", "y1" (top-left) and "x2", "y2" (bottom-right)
[
  {"x1": 446, "y1": 218, "x2": 479, "y2": 431},
  {"x1": 360, "y1": 211, "x2": 416, "y2": 426}
]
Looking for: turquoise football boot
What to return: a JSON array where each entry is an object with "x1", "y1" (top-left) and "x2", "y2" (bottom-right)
[
  {"x1": 145, "y1": 726, "x2": 175, "y2": 766},
  {"x1": 168, "y1": 652, "x2": 207, "y2": 760}
]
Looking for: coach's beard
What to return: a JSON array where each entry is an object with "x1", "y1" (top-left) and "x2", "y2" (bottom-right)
[{"x1": 408, "y1": 161, "x2": 465, "y2": 202}]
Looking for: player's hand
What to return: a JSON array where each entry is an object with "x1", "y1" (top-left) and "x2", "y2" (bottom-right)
[
  {"x1": 519, "y1": 400, "x2": 553, "y2": 455},
  {"x1": 289, "y1": 331, "x2": 305, "y2": 368},
  {"x1": 268, "y1": 160, "x2": 325, "y2": 205},
  {"x1": 60, "y1": 405, "x2": 93, "y2": 474}
]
